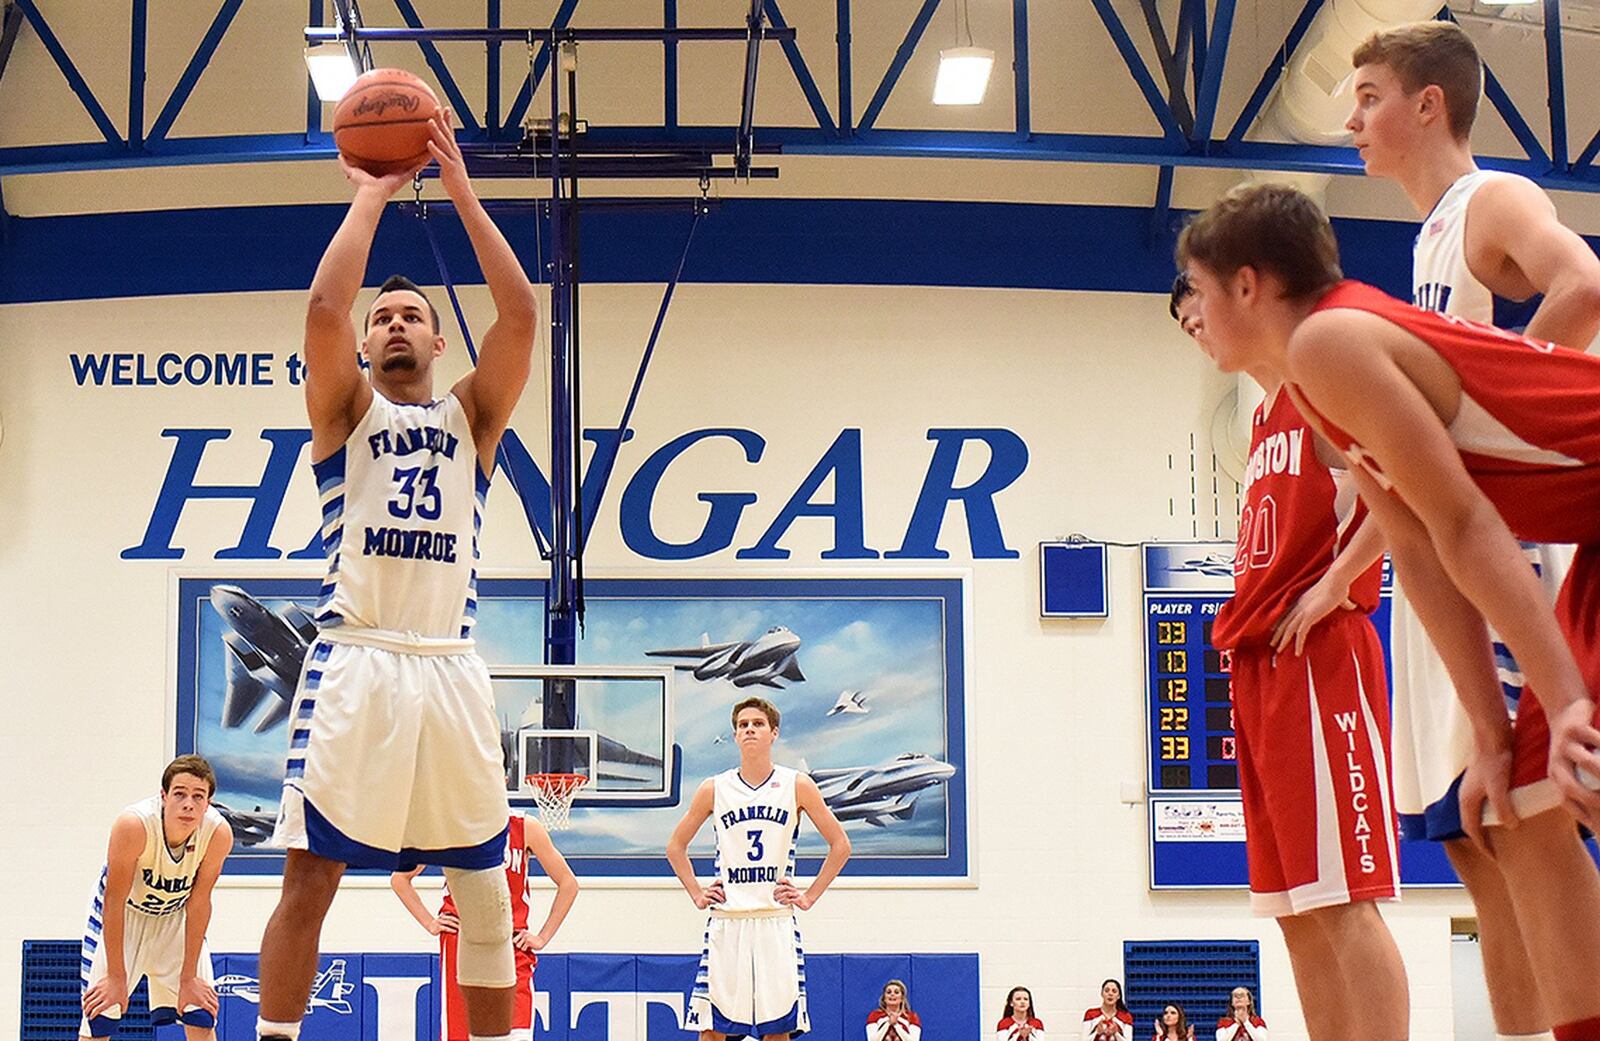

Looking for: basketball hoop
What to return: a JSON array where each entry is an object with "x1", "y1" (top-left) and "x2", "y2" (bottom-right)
[{"x1": 525, "y1": 773, "x2": 588, "y2": 830}]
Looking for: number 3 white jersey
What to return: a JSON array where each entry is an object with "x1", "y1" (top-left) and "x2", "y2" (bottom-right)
[
  {"x1": 312, "y1": 391, "x2": 486, "y2": 639},
  {"x1": 111, "y1": 796, "x2": 226, "y2": 918},
  {"x1": 712, "y1": 765, "x2": 800, "y2": 914}
]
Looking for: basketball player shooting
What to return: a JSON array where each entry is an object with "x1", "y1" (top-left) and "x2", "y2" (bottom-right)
[
  {"x1": 667, "y1": 697, "x2": 852, "y2": 1041},
  {"x1": 253, "y1": 106, "x2": 537, "y2": 1041}
]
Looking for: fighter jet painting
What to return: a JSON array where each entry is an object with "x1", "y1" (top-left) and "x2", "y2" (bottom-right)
[
  {"x1": 806, "y1": 753, "x2": 957, "y2": 828},
  {"x1": 826, "y1": 690, "x2": 869, "y2": 717},
  {"x1": 213, "y1": 802, "x2": 277, "y2": 847},
  {"x1": 645, "y1": 626, "x2": 805, "y2": 688},
  {"x1": 1174, "y1": 552, "x2": 1236, "y2": 578},
  {"x1": 209, "y1": 585, "x2": 316, "y2": 732}
]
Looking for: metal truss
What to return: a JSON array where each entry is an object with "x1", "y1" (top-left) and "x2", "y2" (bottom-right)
[{"x1": 3, "y1": 0, "x2": 1598, "y2": 194}]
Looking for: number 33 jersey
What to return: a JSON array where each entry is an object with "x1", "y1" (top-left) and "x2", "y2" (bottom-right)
[
  {"x1": 312, "y1": 391, "x2": 487, "y2": 639},
  {"x1": 1210, "y1": 391, "x2": 1382, "y2": 650},
  {"x1": 712, "y1": 765, "x2": 800, "y2": 914}
]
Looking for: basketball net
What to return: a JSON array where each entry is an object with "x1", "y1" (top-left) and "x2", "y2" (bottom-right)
[{"x1": 526, "y1": 773, "x2": 588, "y2": 830}]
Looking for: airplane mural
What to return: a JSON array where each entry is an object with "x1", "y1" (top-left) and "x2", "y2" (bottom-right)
[
  {"x1": 646, "y1": 626, "x2": 805, "y2": 688},
  {"x1": 826, "y1": 690, "x2": 869, "y2": 717},
  {"x1": 807, "y1": 753, "x2": 956, "y2": 828}
]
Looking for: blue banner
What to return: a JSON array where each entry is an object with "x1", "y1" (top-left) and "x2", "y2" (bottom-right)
[{"x1": 202, "y1": 952, "x2": 978, "y2": 1041}]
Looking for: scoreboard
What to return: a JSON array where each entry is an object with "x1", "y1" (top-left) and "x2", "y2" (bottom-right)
[
  {"x1": 1143, "y1": 542, "x2": 1269, "y2": 795},
  {"x1": 1148, "y1": 604, "x2": 1238, "y2": 792},
  {"x1": 1139, "y1": 542, "x2": 1463, "y2": 888},
  {"x1": 1143, "y1": 541, "x2": 1394, "y2": 794}
]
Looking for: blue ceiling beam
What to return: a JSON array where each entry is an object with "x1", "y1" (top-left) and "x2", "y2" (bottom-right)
[
  {"x1": 1482, "y1": 59, "x2": 1550, "y2": 168},
  {"x1": 129, "y1": 0, "x2": 147, "y2": 150},
  {"x1": 7, "y1": 123, "x2": 1600, "y2": 193},
  {"x1": 0, "y1": 3, "x2": 25, "y2": 84},
  {"x1": 7, "y1": 1, "x2": 1592, "y2": 200},
  {"x1": 837, "y1": 0, "x2": 852, "y2": 134},
  {"x1": 857, "y1": 0, "x2": 941, "y2": 133},
  {"x1": 1090, "y1": 0, "x2": 1185, "y2": 146},
  {"x1": 146, "y1": 0, "x2": 243, "y2": 146},
  {"x1": 13, "y1": 0, "x2": 123, "y2": 145},
  {"x1": 1013, "y1": 0, "x2": 1029, "y2": 138},
  {"x1": 1135, "y1": 0, "x2": 1193, "y2": 134},
  {"x1": 1545, "y1": 0, "x2": 1566, "y2": 170},
  {"x1": 663, "y1": 0, "x2": 677, "y2": 130},
  {"x1": 763, "y1": 0, "x2": 836, "y2": 134},
  {"x1": 390, "y1": 0, "x2": 481, "y2": 135},
  {"x1": 486, "y1": 0, "x2": 500, "y2": 132},
  {"x1": 1224, "y1": 0, "x2": 1325, "y2": 147},
  {"x1": 1191, "y1": 0, "x2": 1236, "y2": 150}
]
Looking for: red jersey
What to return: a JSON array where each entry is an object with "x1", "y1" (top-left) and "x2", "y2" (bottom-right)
[
  {"x1": 1300, "y1": 280, "x2": 1600, "y2": 544},
  {"x1": 1215, "y1": 1015, "x2": 1267, "y2": 1040},
  {"x1": 439, "y1": 813, "x2": 530, "y2": 930},
  {"x1": 1211, "y1": 390, "x2": 1381, "y2": 648},
  {"x1": 1083, "y1": 1007, "x2": 1134, "y2": 1039}
]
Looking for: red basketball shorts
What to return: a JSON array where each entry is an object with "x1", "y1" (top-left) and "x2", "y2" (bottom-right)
[
  {"x1": 440, "y1": 930, "x2": 537, "y2": 1041},
  {"x1": 1508, "y1": 544, "x2": 1600, "y2": 816},
  {"x1": 1231, "y1": 610, "x2": 1400, "y2": 917}
]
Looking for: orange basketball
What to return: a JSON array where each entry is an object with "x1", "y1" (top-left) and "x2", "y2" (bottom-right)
[{"x1": 332, "y1": 68, "x2": 441, "y2": 176}]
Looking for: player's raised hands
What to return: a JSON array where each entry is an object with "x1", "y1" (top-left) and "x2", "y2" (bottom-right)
[
  {"x1": 692, "y1": 880, "x2": 726, "y2": 910},
  {"x1": 338, "y1": 153, "x2": 426, "y2": 198},
  {"x1": 1549, "y1": 697, "x2": 1600, "y2": 829},
  {"x1": 82, "y1": 973, "x2": 128, "y2": 1020},
  {"x1": 179, "y1": 975, "x2": 219, "y2": 1018},
  {"x1": 774, "y1": 878, "x2": 812, "y2": 910},
  {"x1": 426, "y1": 107, "x2": 471, "y2": 201}
]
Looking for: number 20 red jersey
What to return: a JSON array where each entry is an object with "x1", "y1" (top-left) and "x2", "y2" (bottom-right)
[{"x1": 1211, "y1": 391, "x2": 1382, "y2": 650}]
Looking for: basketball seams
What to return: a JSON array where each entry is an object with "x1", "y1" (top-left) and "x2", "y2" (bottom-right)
[{"x1": 332, "y1": 68, "x2": 440, "y2": 175}]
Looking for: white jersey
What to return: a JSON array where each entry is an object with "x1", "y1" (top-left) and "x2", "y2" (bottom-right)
[
  {"x1": 1414, "y1": 170, "x2": 1542, "y2": 328},
  {"x1": 711, "y1": 765, "x2": 800, "y2": 914},
  {"x1": 311, "y1": 391, "x2": 487, "y2": 639},
  {"x1": 1396, "y1": 168, "x2": 1573, "y2": 833},
  {"x1": 108, "y1": 796, "x2": 227, "y2": 918}
]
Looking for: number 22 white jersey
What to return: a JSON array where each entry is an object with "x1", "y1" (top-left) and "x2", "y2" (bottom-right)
[
  {"x1": 711, "y1": 765, "x2": 800, "y2": 914},
  {"x1": 311, "y1": 391, "x2": 487, "y2": 639},
  {"x1": 107, "y1": 796, "x2": 226, "y2": 918}
]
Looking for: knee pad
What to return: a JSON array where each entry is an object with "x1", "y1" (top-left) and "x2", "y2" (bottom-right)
[{"x1": 442, "y1": 866, "x2": 515, "y2": 988}]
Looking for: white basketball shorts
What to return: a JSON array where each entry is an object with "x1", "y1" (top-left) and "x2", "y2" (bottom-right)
[
  {"x1": 686, "y1": 911, "x2": 809, "y2": 1039},
  {"x1": 271, "y1": 627, "x2": 510, "y2": 870},
  {"x1": 80, "y1": 905, "x2": 215, "y2": 1036}
]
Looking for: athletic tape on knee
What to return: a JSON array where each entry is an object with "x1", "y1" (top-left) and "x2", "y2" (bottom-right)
[{"x1": 443, "y1": 865, "x2": 515, "y2": 988}]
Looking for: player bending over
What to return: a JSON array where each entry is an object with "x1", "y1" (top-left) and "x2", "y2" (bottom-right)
[
  {"x1": 80, "y1": 755, "x2": 233, "y2": 1041},
  {"x1": 1180, "y1": 182, "x2": 1600, "y2": 1040},
  {"x1": 1171, "y1": 274, "x2": 1403, "y2": 1041}
]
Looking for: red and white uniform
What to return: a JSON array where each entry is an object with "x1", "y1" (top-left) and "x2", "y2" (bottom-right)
[
  {"x1": 1215, "y1": 1014, "x2": 1268, "y2": 1041},
  {"x1": 866, "y1": 1009, "x2": 922, "y2": 1041},
  {"x1": 1213, "y1": 391, "x2": 1399, "y2": 917},
  {"x1": 998, "y1": 1016, "x2": 1045, "y2": 1041},
  {"x1": 1082, "y1": 1007, "x2": 1134, "y2": 1041},
  {"x1": 1299, "y1": 279, "x2": 1600, "y2": 819},
  {"x1": 439, "y1": 814, "x2": 535, "y2": 1041}
]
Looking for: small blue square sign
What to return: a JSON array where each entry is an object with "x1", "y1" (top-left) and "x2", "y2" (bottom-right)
[{"x1": 1040, "y1": 542, "x2": 1109, "y2": 618}]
